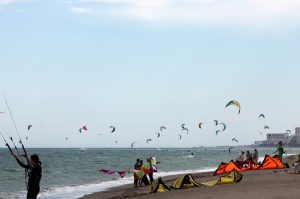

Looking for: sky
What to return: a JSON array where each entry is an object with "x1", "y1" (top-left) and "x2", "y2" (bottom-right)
[{"x1": 0, "y1": 0, "x2": 300, "y2": 148}]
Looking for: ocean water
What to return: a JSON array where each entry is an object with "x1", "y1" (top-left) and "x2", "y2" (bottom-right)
[{"x1": 0, "y1": 147, "x2": 299, "y2": 199}]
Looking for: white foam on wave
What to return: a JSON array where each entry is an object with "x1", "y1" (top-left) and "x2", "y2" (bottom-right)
[{"x1": 35, "y1": 167, "x2": 216, "y2": 199}]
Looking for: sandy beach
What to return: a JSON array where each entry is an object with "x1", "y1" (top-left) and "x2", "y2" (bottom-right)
[{"x1": 82, "y1": 156, "x2": 300, "y2": 199}]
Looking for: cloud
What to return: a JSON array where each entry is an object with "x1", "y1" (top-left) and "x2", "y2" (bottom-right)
[
  {"x1": 0, "y1": 0, "x2": 32, "y2": 5},
  {"x1": 67, "y1": 0, "x2": 300, "y2": 26},
  {"x1": 70, "y1": 7, "x2": 92, "y2": 14}
]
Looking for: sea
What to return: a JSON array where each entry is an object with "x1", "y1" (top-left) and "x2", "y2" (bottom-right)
[{"x1": 0, "y1": 147, "x2": 299, "y2": 199}]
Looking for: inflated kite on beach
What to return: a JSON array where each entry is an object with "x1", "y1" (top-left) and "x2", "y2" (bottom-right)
[{"x1": 98, "y1": 169, "x2": 128, "y2": 178}]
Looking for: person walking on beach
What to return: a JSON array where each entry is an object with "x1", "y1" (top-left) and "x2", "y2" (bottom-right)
[
  {"x1": 274, "y1": 141, "x2": 286, "y2": 162},
  {"x1": 253, "y1": 149, "x2": 259, "y2": 164},
  {"x1": 12, "y1": 153, "x2": 42, "y2": 199}
]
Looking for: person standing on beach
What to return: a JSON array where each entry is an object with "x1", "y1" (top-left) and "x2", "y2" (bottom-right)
[
  {"x1": 147, "y1": 158, "x2": 154, "y2": 184},
  {"x1": 274, "y1": 141, "x2": 286, "y2": 162},
  {"x1": 134, "y1": 159, "x2": 140, "y2": 188},
  {"x1": 253, "y1": 149, "x2": 259, "y2": 164},
  {"x1": 236, "y1": 151, "x2": 245, "y2": 162},
  {"x1": 12, "y1": 153, "x2": 42, "y2": 199}
]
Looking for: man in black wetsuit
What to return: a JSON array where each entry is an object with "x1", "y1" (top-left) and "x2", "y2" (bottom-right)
[{"x1": 12, "y1": 153, "x2": 42, "y2": 199}]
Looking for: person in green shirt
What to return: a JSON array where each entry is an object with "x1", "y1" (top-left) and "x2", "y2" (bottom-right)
[{"x1": 273, "y1": 141, "x2": 286, "y2": 162}]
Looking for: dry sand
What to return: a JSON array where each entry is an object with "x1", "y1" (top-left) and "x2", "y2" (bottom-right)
[{"x1": 82, "y1": 156, "x2": 300, "y2": 199}]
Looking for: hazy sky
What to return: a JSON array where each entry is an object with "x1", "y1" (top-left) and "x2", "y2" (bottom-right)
[{"x1": 0, "y1": 0, "x2": 300, "y2": 148}]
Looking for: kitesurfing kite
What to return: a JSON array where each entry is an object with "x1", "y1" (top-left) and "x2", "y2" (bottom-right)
[
  {"x1": 79, "y1": 128, "x2": 82, "y2": 133},
  {"x1": 26, "y1": 136, "x2": 28, "y2": 140},
  {"x1": 156, "y1": 132, "x2": 160, "y2": 138},
  {"x1": 219, "y1": 123, "x2": 226, "y2": 131},
  {"x1": 228, "y1": 146, "x2": 234, "y2": 154},
  {"x1": 27, "y1": 125, "x2": 32, "y2": 130},
  {"x1": 115, "y1": 140, "x2": 118, "y2": 144},
  {"x1": 98, "y1": 169, "x2": 128, "y2": 178},
  {"x1": 264, "y1": 125, "x2": 269, "y2": 130},
  {"x1": 214, "y1": 120, "x2": 218, "y2": 126},
  {"x1": 160, "y1": 126, "x2": 166, "y2": 131},
  {"x1": 199, "y1": 123, "x2": 203, "y2": 129},
  {"x1": 232, "y1": 138, "x2": 238, "y2": 143},
  {"x1": 225, "y1": 100, "x2": 241, "y2": 114},
  {"x1": 109, "y1": 126, "x2": 116, "y2": 133},
  {"x1": 181, "y1": 124, "x2": 188, "y2": 135},
  {"x1": 216, "y1": 130, "x2": 221, "y2": 135},
  {"x1": 131, "y1": 142, "x2": 137, "y2": 149},
  {"x1": 259, "y1": 114, "x2": 265, "y2": 119},
  {"x1": 66, "y1": 137, "x2": 68, "y2": 141},
  {"x1": 83, "y1": 126, "x2": 88, "y2": 131},
  {"x1": 146, "y1": 139, "x2": 152, "y2": 144},
  {"x1": 259, "y1": 132, "x2": 263, "y2": 135},
  {"x1": 178, "y1": 134, "x2": 182, "y2": 140}
]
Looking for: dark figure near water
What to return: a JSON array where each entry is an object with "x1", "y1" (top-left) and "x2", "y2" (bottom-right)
[
  {"x1": 134, "y1": 159, "x2": 141, "y2": 188},
  {"x1": 12, "y1": 153, "x2": 42, "y2": 199}
]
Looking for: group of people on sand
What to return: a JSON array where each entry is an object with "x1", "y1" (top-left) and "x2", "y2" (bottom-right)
[
  {"x1": 133, "y1": 157, "x2": 157, "y2": 188},
  {"x1": 236, "y1": 149, "x2": 259, "y2": 163}
]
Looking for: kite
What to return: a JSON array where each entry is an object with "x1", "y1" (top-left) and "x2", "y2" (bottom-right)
[
  {"x1": 214, "y1": 120, "x2": 218, "y2": 126},
  {"x1": 83, "y1": 126, "x2": 88, "y2": 131},
  {"x1": 216, "y1": 130, "x2": 221, "y2": 135},
  {"x1": 160, "y1": 126, "x2": 166, "y2": 131},
  {"x1": 79, "y1": 128, "x2": 82, "y2": 133},
  {"x1": 109, "y1": 126, "x2": 116, "y2": 133},
  {"x1": 228, "y1": 146, "x2": 235, "y2": 154},
  {"x1": 219, "y1": 123, "x2": 226, "y2": 131},
  {"x1": 156, "y1": 132, "x2": 160, "y2": 138},
  {"x1": 181, "y1": 124, "x2": 189, "y2": 135},
  {"x1": 264, "y1": 125, "x2": 269, "y2": 130},
  {"x1": 259, "y1": 132, "x2": 263, "y2": 135},
  {"x1": 27, "y1": 125, "x2": 32, "y2": 130},
  {"x1": 199, "y1": 123, "x2": 203, "y2": 129},
  {"x1": 131, "y1": 142, "x2": 137, "y2": 149},
  {"x1": 26, "y1": 136, "x2": 28, "y2": 140},
  {"x1": 225, "y1": 100, "x2": 241, "y2": 114},
  {"x1": 178, "y1": 134, "x2": 182, "y2": 140},
  {"x1": 98, "y1": 169, "x2": 128, "y2": 178},
  {"x1": 66, "y1": 137, "x2": 68, "y2": 141},
  {"x1": 146, "y1": 139, "x2": 152, "y2": 144},
  {"x1": 259, "y1": 114, "x2": 265, "y2": 119},
  {"x1": 232, "y1": 138, "x2": 238, "y2": 143},
  {"x1": 286, "y1": 130, "x2": 291, "y2": 134},
  {"x1": 115, "y1": 140, "x2": 118, "y2": 144}
]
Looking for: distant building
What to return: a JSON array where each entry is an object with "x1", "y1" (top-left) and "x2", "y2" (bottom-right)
[
  {"x1": 265, "y1": 133, "x2": 288, "y2": 145},
  {"x1": 296, "y1": 127, "x2": 300, "y2": 144},
  {"x1": 254, "y1": 128, "x2": 300, "y2": 146}
]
